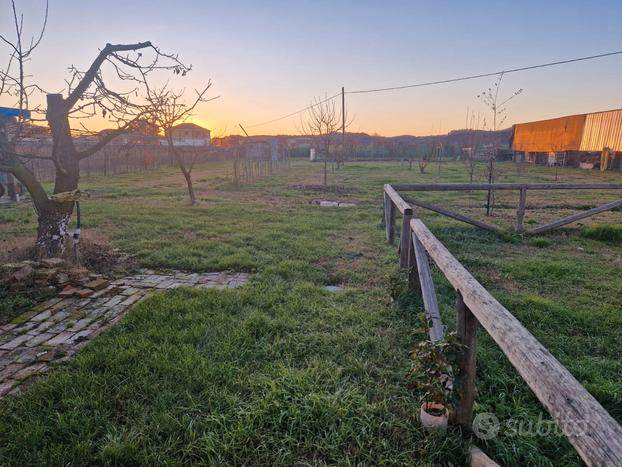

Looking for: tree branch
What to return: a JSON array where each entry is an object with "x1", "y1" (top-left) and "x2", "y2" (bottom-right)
[
  {"x1": 77, "y1": 118, "x2": 138, "y2": 160},
  {"x1": 0, "y1": 159, "x2": 49, "y2": 211},
  {"x1": 64, "y1": 41, "x2": 153, "y2": 109}
]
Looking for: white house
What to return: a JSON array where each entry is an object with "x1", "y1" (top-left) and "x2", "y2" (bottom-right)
[{"x1": 163, "y1": 123, "x2": 210, "y2": 147}]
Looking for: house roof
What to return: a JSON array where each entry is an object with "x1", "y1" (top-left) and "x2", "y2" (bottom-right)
[{"x1": 171, "y1": 122, "x2": 210, "y2": 131}]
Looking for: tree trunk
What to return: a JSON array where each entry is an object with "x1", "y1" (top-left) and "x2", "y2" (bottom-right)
[
  {"x1": 167, "y1": 136, "x2": 196, "y2": 205},
  {"x1": 36, "y1": 202, "x2": 73, "y2": 258},
  {"x1": 37, "y1": 93, "x2": 80, "y2": 258},
  {"x1": 182, "y1": 169, "x2": 196, "y2": 205},
  {"x1": 323, "y1": 159, "x2": 327, "y2": 186}
]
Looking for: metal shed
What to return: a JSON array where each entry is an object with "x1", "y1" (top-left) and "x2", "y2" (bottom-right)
[
  {"x1": 512, "y1": 108, "x2": 622, "y2": 153},
  {"x1": 579, "y1": 109, "x2": 622, "y2": 152}
]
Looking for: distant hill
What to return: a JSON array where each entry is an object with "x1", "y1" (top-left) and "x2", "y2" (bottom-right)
[{"x1": 215, "y1": 128, "x2": 513, "y2": 149}]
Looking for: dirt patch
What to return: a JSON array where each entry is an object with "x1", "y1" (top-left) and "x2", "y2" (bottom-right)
[
  {"x1": 602, "y1": 251, "x2": 622, "y2": 270},
  {"x1": 288, "y1": 184, "x2": 354, "y2": 195},
  {"x1": 0, "y1": 231, "x2": 136, "y2": 277},
  {"x1": 76, "y1": 232, "x2": 137, "y2": 275},
  {"x1": 333, "y1": 258, "x2": 365, "y2": 272},
  {"x1": 483, "y1": 268, "x2": 523, "y2": 293},
  {"x1": 0, "y1": 237, "x2": 35, "y2": 264}
]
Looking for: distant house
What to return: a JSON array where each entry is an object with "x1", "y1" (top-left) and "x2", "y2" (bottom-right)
[
  {"x1": 93, "y1": 120, "x2": 160, "y2": 146},
  {"x1": 164, "y1": 123, "x2": 210, "y2": 147}
]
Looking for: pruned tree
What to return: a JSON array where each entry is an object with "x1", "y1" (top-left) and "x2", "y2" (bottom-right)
[
  {"x1": 418, "y1": 154, "x2": 429, "y2": 174},
  {"x1": 477, "y1": 72, "x2": 523, "y2": 215},
  {"x1": 463, "y1": 110, "x2": 485, "y2": 184},
  {"x1": 144, "y1": 85, "x2": 214, "y2": 205},
  {"x1": 0, "y1": 1, "x2": 194, "y2": 258},
  {"x1": 300, "y1": 94, "x2": 347, "y2": 186}
]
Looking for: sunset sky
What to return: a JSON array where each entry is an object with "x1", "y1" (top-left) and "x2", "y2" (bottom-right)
[{"x1": 1, "y1": 0, "x2": 621, "y2": 137}]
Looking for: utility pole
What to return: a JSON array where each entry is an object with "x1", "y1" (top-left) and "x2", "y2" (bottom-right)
[
  {"x1": 341, "y1": 86, "x2": 345, "y2": 168},
  {"x1": 238, "y1": 123, "x2": 249, "y2": 137}
]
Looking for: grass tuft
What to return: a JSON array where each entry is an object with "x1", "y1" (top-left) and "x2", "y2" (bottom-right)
[{"x1": 581, "y1": 223, "x2": 622, "y2": 243}]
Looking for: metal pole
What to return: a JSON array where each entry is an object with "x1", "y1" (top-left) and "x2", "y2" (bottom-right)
[
  {"x1": 341, "y1": 86, "x2": 345, "y2": 167},
  {"x1": 238, "y1": 123, "x2": 249, "y2": 137}
]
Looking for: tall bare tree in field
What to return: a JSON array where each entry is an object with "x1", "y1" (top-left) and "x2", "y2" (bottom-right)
[
  {"x1": 300, "y1": 95, "x2": 346, "y2": 186},
  {"x1": 145, "y1": 85, "x2": 215, "y2": 205},
  {"x1": 0, "y1": 1, "x2": 195, "y2": 258},
  {"x1": 478, "y1": 72, "x2": 523, "y2": 215}
]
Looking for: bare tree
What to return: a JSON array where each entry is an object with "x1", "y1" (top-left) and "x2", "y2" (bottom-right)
[
  {"x1": 463, "y1": 110, "x2": 485, "y2": 184},
  {"x1": 300, "y1": 94, "x2": 347, "y2": 186},
  {"x1": 478, "y1": 72, "x2": 523, "y2": 215},
  {"x1": 418, "y1": 154, "x2": 429, "y2": 174},
  {"x1": 0, "y1": 1, "x2": 48, "y2": 139},
  {"x1": 144, "y1": 85, "x2": 214, "y2": 205},
  {"x1": 0, "y1": 1, "x2": 193, "y2": 258}
]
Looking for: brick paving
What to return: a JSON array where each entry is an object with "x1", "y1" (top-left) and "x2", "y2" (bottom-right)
[{"x1": 0, "y1": 270, "x2": 250, "y2": 397}]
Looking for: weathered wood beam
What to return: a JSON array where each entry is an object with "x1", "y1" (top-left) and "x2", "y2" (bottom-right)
[
  {"x1": 516, "y1": 187, "x2": 527, "y2": 232},
  {"x1": 383, "y1": 191, "x2": 389, "y2": 236},
  {"x1": 384, "y1": 184, "x2": 413, "y2": 215},
  {"x1": 412, "y1": 232, "x2": 444, "y2": 344},
  {"x1": 526, "y1": 198, "x2": 622, "y2": 235},
  {"x1": 383, "y1": 191, "x2": 396, "y2": 244},
  {"x1": 407, "y1": 231, "x2": 420, "y2": 292},
  {"x1": 399, "y1": 212, "x2": 413, "y2": 269},
  {"x1": 410, "y1": 218, "x2": 622, "y2": 467},
  {"x1": 404, "y1": 196, "x2": 500, "y2": 233},
  {"x1": 451, "y1": 292, "x2": 477, "y2": 431},
  {"x1": 470, "y1": 447, "x2": 500, "y2": 467},
  {"x1": 392, "y1": 182, "x2": 622, "y2": 192},
  {"x1": 383, "y1": 192, "x2": 395, "y2": 244}
]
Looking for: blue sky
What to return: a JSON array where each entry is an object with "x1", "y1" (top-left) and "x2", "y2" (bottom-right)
[{"x1": 2, "y1": 0, "x2": 621, "y2": 135}]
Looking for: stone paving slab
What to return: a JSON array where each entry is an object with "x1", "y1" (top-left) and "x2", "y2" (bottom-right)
[{"x1": 0, "y1": 270, "x2": 250, "y2": 398}]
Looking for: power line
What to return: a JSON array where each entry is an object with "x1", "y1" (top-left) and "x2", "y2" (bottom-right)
[
  {"x1": 245, "y1": 92, "x2": 341, "y2": 129},
  {"x1": 346, "y1": 50, "x2": 622, "y2": 94},
  {"x1": 243, "y1": 50, "x2": 622, "y2": 129}
]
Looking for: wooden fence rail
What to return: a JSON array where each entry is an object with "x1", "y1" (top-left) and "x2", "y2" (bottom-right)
[
  {"x1": 382, "y1": 184, "x2": 622, "y2": 467},
  {"x1": 392, "y1": 182, "x2": 622, "y2": 191},
  {"x1": 387, "y1": 182, "x2": 622, "y2": 234}
]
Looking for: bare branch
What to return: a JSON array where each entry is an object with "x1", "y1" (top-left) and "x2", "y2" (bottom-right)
[
  {"x1": 77, "y1": 118, "x2": 139, "y2": 159},
  {"x1": 65, "y1": 41, "x2": 153, "y2": 109}
]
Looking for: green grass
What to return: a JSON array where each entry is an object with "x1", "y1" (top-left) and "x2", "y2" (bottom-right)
[
  {"x1": 0, "y1": 160, "x2": 621, "y2": 465},
  {"x1": 581, "y1": 223, "x2": 622, "y2": 243},
  {"x1": 0, "y1": 287, "x2": 57, "y2": 324}
]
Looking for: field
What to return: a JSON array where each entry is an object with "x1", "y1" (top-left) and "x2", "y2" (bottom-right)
[{"x1": 0, "y1": 159, "x2": 621, "y2": 465}]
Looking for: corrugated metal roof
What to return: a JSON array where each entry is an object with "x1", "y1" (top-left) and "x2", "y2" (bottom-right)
[
  {"x1": 512, "y1": 114, "x2": 586, "y2": 152},
  {"x1": 579, "y1": 109, "x2": 622, "y2": 151},
  {"x1": 512, "y1": 108, "x2": 622, "y2": 152}
]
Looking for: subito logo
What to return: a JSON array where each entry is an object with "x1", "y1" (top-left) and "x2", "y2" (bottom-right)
[{"x1": 472, "y1": 412, "x2": 500, "y2": 440}]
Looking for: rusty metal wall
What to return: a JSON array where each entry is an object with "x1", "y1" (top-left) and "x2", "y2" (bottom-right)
[
  {"x1": 512, "y1": 114, "x2": 586, "y2": 152},
  {"x1": 579, "y1": 109, "x2": 622, "y2": 151}
]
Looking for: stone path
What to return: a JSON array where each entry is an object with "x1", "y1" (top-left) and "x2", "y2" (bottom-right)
[{"x1": 0, "y1": 270, "x2": 250, "y2": 397}]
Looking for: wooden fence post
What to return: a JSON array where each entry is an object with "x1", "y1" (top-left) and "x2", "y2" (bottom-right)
[
  {"x1": 384, "y1": 191, "x2": 395, "y2": 243},
  {"x1": 451, "y1": 291, "x2": 477, "y2": 431},
  {"x1": 516, "y1": 187, "x2": 527, "y2": 232},
  {"x1": 399, "y1": 209, "x2": 413, "y2": 269},
  {"x1": 407, "y1": 231, "x2": 420, "y2": 292},
  {"x1": 412, "y1": 231, "x2": 444, "y2": 343},
  {"x1": 381, "y1": 192, "x2": 387, "y2": 227}
]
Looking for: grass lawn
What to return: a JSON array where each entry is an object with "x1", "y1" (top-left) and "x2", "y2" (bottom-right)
[{"x1": 0, "y1": 159, "x2": 621, "y2": 465}]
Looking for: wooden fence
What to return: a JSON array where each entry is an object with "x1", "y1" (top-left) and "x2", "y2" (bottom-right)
[
  {"x1": 383, "y1": 184, "x2": 622, "y2": 466},
  {"x1": 393, "y1": 182, "x2": 622, "y2": 234},
  {"x1": 15, "y1": 144, "x2": 231, "y2": 182},
  {"x1": 232, "y1": 143, "x2": 291, "y2": 186},
  {"x1": 232, "y1": 155, "x2": 290, "y2": 185}
]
